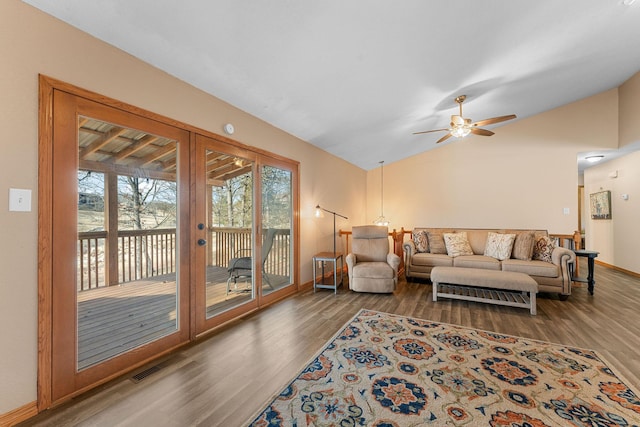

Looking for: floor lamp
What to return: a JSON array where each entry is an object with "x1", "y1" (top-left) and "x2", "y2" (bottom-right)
[{"x1": 315, "y1": 205, "x2": 348, "y2": 256}]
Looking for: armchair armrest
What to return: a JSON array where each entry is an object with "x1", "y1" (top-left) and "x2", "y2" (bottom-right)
[
  {"x1": 345, "y1": 253, "x2": 356, "y2": 269},
  {"x1": 387, "y1": 253, "x2": 401, "y2": 273},
  {"x1": 345, "y1": 253, "x2": 356, "y2": 285}
]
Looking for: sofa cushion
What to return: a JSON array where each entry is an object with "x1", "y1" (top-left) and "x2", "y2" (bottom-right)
[
  {"x1": 412, "y1": 230, "x2": 429, "y2": 253},
  {"x1": 532, "y1": 235, "x2": 555, "y2": 263},
  {"x1": 412, "y1": 253, "x2": 453, "y2": 267},
  {"x1": 484, "y1": 232, "x2": 516, "y2": 260},
  {"x1": 444, "y1": 232, "x2": 474, "y2": 257},
  {"x1": 453, "y1": 255, "x2": 501, "y2": 270},
  {"x1": 427, "y1": 231, "x2": 447, "y2": 254},
  {"x1": 502, "y1": 259, "x2": 559, "y2": 278},
  {"x1": 512, "y1": 232, "x2": 536, "y2": 261}
]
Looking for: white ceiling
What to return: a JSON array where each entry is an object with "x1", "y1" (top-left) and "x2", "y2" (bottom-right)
[{"x1": 24, "y1": 0, "x2": 640, "y2": 170}]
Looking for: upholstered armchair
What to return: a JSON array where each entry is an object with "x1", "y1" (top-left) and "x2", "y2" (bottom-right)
[{"x1": 346, "y1": 225, "x2": 401, "y2": 293}]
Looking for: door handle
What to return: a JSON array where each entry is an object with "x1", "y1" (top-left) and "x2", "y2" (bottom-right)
[{"x1": 197, "y1": 238, "x2": 207, "y2": 246}]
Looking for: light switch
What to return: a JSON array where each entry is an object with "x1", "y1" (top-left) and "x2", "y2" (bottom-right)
[
  {"x1": 9, "y1": 188, "x2": 32, "y2": 212},
  {"x1": 563, "y1": 207, "x2": 570, "y2": 215}
]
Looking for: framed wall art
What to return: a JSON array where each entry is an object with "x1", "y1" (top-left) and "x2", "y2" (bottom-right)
[{"x1": 590, "y1": 190, "x2": 611, "y2": 220}]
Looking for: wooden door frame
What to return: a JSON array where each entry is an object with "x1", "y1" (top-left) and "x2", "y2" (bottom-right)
[
  {"x1": 38, "y1": 75, "x2": 300, "y2": 410},
  {"x1": 193, "y1": 134, "x2": 261, "y2": 334},
  {"x1": 256, "y1": 157, "x2": 300, "y2": 308},
  {"x1": 192, "y1": 135, "x2": 300, "y2": 335},
  {"x1": 41, "y1": 78, "x2": 192, "y2": 406}
]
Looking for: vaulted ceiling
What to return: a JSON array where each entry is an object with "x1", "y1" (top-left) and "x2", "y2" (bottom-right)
[{"x1": 24, "y1": 0, "x2": 640, "y2": 170}]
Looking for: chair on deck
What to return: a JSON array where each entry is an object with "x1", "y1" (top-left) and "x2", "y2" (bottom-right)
[{"x1": 226, "y1": 228, "x2": 277, "y2": 296}]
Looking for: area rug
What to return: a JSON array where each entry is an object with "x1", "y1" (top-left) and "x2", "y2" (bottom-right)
[{"x1": 247, "y1": 309, "x2": 640, "y2": 426}]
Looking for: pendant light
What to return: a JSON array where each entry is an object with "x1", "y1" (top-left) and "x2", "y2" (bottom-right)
[{"x1": 373, "y1": 161, "x2": 389, "y2": 226}]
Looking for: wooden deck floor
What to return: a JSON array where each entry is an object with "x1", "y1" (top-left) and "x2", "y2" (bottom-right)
[{"x1": 78, "y1": 266, "x2": 288, "y2": 370}]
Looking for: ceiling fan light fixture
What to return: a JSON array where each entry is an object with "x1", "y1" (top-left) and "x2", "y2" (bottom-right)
[
  {"x1": 586, "y1": 155, "x2": 604, "y2": 163},
  {"x1": 414, "y1": 94, "x2": 516, "y2": 143},
  {"x1": 451, "y1": 126, "x2": 471, "y2": 138}
]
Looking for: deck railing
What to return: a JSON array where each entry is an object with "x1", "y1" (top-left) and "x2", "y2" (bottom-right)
[
  {"x1": 77, "y1": 227, "x2": 290, "y2": 291},
  {"x1": 210, "y1": 227, "x2": 291, "y2": 278}
]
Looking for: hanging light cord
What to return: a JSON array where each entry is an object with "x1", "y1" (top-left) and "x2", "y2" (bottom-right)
[{"x1": 379, "y1": 161, "x2": 384, "y2": 217}]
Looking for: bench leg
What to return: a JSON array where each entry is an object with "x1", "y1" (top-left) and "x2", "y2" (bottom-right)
[
  {"x1": 432, "y1": 281, "x2": 438, "y2": 302},
  {"x1": 530, "y1": 291, "x2": 537, "y2": 315}
]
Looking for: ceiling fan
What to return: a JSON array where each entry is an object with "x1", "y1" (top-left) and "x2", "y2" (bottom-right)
[{"x1": 414, "y1": 95, "x2": 516, "y2": 144}]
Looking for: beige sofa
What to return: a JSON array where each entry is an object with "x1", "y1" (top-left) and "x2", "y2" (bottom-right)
[{"x1": 403, "y1": 228, "x2": 576, "y2": 299}]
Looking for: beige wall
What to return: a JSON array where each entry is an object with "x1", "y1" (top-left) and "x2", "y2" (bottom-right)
[
  {"x1": 584, "y1": 151, "x2": 640, "y2": 274},
  {"x1": 0, "y1": 0, "x2": 366, "y2": 414},
  {"x1": 2, "y1": 0, "x2": 638, "y2": 418},
  {"x1": 368, "y1": 90, "x2": 619, "y2": 234},
  {"x1": 582, "y1": 70, "x2": 640, "y2": 275},
  {"x1": 619, "y1": 72, "x2": 640, "y2": 149}
]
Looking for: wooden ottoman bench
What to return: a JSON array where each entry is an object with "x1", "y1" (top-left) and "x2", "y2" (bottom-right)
[{"x1": 431, "y1": 266, "x2": 539, "y2": 315}]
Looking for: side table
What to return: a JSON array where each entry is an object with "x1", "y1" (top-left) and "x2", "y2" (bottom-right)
[
  {"x1": 313, "y1": 252, "x2": 343, "y2": 294},
  {"x1": 572, "y1": 249, "x2": 599, "y2": 295}
]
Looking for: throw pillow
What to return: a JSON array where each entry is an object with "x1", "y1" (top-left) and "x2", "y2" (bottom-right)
[
  {"x1": 484, "y1": 232, "x2": 516, "y2": 260},
  {"x1": 426, "y1": 231, "x2": 447, "y2": 254},
  {"x1": 443, "y1": 232, "x2": 474, "y2": 257},
  {"x1": 412, "y1": 230, "x2": 429, "y2": 253},
  {"x1": 533, "y1": 235, "x2": 555, "y2": 263},
  {"x1": 512, "y1": 232, "x2": 536, "y2": 261}
]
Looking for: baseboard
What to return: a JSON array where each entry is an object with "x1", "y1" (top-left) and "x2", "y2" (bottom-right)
[
  {"x1": 596, "y1": 260, "x2": 640, "y2": 278},
  {"x1": 300, "y1": 279, "x2": 314, "y2": 291},
  {"x1": 0, "y1": 401, "x2": 38, "y2": 427}
]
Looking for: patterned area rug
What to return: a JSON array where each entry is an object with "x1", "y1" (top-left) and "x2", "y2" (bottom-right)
[{"x1": 247, "y1": 309, "x2": 640, "y2": 426}]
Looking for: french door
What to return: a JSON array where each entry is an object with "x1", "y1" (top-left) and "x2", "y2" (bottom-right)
[
  {"x1": 48, "y1": 90, "x2": 190, "y2": 403},
  {"x1": 194, "y1": 135, "x2": 297, "y2": 334},
  {"x1": 40, "y1": 77, "x2": 299, "y2": 407}
]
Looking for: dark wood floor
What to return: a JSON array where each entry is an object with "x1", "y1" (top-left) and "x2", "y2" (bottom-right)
[{"x1": 20, "y1": 259, "x2": 640, "y2": 427}]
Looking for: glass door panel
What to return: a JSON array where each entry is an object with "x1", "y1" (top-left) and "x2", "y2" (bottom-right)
[
  {"x1": 196, "y1": 142, "x2": 256, "y2": 319},
  {"x1": 76, "y1": 117, "x2": 179, "y2": 370},
  {"x1": 261, "y1": 165, "x2": 293, "y2": 295},
  {"x1": 49, "y1": 88, "x2": 190, "y2": 404}
]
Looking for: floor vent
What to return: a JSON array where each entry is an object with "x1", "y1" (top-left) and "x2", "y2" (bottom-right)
[{"x1": 130, "y1": 365, "x2": 162, "y2": 383}]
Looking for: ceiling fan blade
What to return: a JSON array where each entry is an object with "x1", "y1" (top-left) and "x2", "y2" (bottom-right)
[
  {"x1": 470, "y1": 127, "x2": 494, "y2": 137},
  {"x1": 413, "y1": 128, "x2": 449, "y2": 135},
  {"x1": 471, "y1": 114, "x2": 517, "y2": 128},
  {"x1": 436, "y1": 133, "x2": 453, "y2": 144}
]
